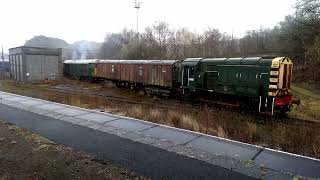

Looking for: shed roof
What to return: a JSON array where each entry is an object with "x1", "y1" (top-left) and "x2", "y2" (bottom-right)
[{"x1": 9, "y1": 46, "x2": 62, "y2": 56}]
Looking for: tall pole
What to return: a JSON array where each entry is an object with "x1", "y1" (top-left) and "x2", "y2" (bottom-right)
[
  {"x1": 134, "y1": 0, "x2": 142, "y2": 34},
  {"x1": 1, "y1": 45, "x2": 4, "y2": 62}
]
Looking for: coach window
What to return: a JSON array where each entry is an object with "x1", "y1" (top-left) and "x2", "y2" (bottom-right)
[
  {"x1": 111, "y1": 65, "x2": 115, "y2": 73},
  {"x1": 138, "y1": 66, "x2": 143, "y2": 76}
]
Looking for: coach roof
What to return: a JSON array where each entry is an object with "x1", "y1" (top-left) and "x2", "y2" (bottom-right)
[
  {"x1": 97, "y1": 59, "x2": 178, "y2": 65},
  {"x1": 63, "y1": 59, "x2": 178, "y2": 65},
  {"x1": 63, "y1": 59, "x2": 100, "y2": 64}
]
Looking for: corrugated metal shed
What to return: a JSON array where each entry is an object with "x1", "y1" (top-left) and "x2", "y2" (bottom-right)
[{"x1": 9, "y1": 46, "x2": 62, "y2": 81}]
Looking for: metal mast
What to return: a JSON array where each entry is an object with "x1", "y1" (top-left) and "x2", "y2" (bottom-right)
[
  {"x1": 134, "y1": 0, "x2": 142, "y2": 33},
  {"x1": 1, "y1": 45, "x2": 4, "y2": 62}
]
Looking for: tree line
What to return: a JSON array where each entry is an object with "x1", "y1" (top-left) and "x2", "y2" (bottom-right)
[
  {"x1": 100, "y1": 25, "x2": 238, "y2": 60},
  {"x1": 99, "y1": 0, "x2": 319, "y2": 82}
]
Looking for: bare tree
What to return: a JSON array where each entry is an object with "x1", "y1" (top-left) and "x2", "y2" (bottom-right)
[
  {"x1": 153, "y1": 22, "x2": 170, "y2": 59},
  {"x1": 98, "y1": 0, "x2": 320, "y2": 83}
]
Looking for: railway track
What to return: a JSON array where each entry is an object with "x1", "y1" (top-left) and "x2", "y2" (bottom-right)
[
  {"x1": 48, "y1": 86, "x2": 189, "y2": 110},
  {"x1": 48, "y1": 86, "x2": 318, "y2": 126}
]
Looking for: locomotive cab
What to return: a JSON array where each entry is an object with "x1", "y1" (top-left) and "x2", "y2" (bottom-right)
[{"x1": 180, "y1": 58, "x2": 203, "y2": 91}]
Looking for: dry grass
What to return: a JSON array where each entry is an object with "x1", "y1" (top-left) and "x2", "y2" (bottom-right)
[
  {"x1": 180, "y1": 115, "x2": 200, "y2": 132},
  {"x1": 127, "y1": 106, "x2": 143, "y2": 118},
  {"x1": 69, "y1": 97, "x2": 82, "y2": 107},
  {"x1": 123, "y1": 105, "x2": 201, "y2": 132},
  {"x1": 126, "y1": 105, "x2": 144, "y2": 118},
  {"x1": 290, "y1": 83, "x2": 320, "y2": 121},
  {"x1": 215, "y1": 126, "x2": 228, "y2": 138},
  {"x1": 147, "y1": 109, "x2": 162, "y2": 123},
  {"x1": 165, "y1": 110, "x2": 201, "y2": 131},
  {"x1": 6, "y1": 123, "x2": 56, "y2": 152},
  {"x1": 167, "y1": 110, "x2": 181, "y2": 126},
  {"x1": 151, "y1": 107, "x2": 255, "y2": 140}
]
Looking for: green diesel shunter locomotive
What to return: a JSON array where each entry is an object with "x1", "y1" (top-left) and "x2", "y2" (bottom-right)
[{"x1": 179, "y1": 57, "x2": 296, "y2": 115}]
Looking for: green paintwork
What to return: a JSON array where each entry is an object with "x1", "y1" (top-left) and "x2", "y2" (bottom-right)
[
  {"x1": 63, "y1": 63, "x2": 95, "y2": 78},
  {"x1": 181, "y1": 57, "x2": 274, "y2": 97}
]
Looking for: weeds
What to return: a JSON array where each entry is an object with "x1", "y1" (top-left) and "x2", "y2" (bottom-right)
[
  {"x1": 126, "y1": 105, "x2": 144, "y2": 118},
  {"x1": 167, "y1": 110, "x2": 181, "y2": 126},
  {"x1": 180, "y1": 115, "x2": 200, "y2": 132},
  {"x1": 290, "y1": 83, "x2": 320, "y2": 121},
  {"x1": 215, "y1": 126, "x2": 228, "y2": 138}
]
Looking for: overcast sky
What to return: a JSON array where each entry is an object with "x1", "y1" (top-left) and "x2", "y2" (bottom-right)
[{"x1": 0, "y1": 0, "x2": 296, "y2": 52}]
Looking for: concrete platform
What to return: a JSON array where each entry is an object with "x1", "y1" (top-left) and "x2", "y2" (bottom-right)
[
  {"x1": 187, "y1": 135, "x2": 260, "y2": 160},
  {"x1": 0, "y1": 91, "x2": 319, "y2": 179},
  {"x1": 75, "y1": 113, "x2": 120, "y2": 124}
]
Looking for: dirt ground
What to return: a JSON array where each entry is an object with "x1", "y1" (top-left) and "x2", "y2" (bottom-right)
[{"x1": 0, "y1": 120, "x2": 148, "y2": 180}]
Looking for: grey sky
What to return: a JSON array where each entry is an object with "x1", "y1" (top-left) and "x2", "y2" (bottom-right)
[{"x1": 0, "y1": 0, "x2": 296, "y2": 52}]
